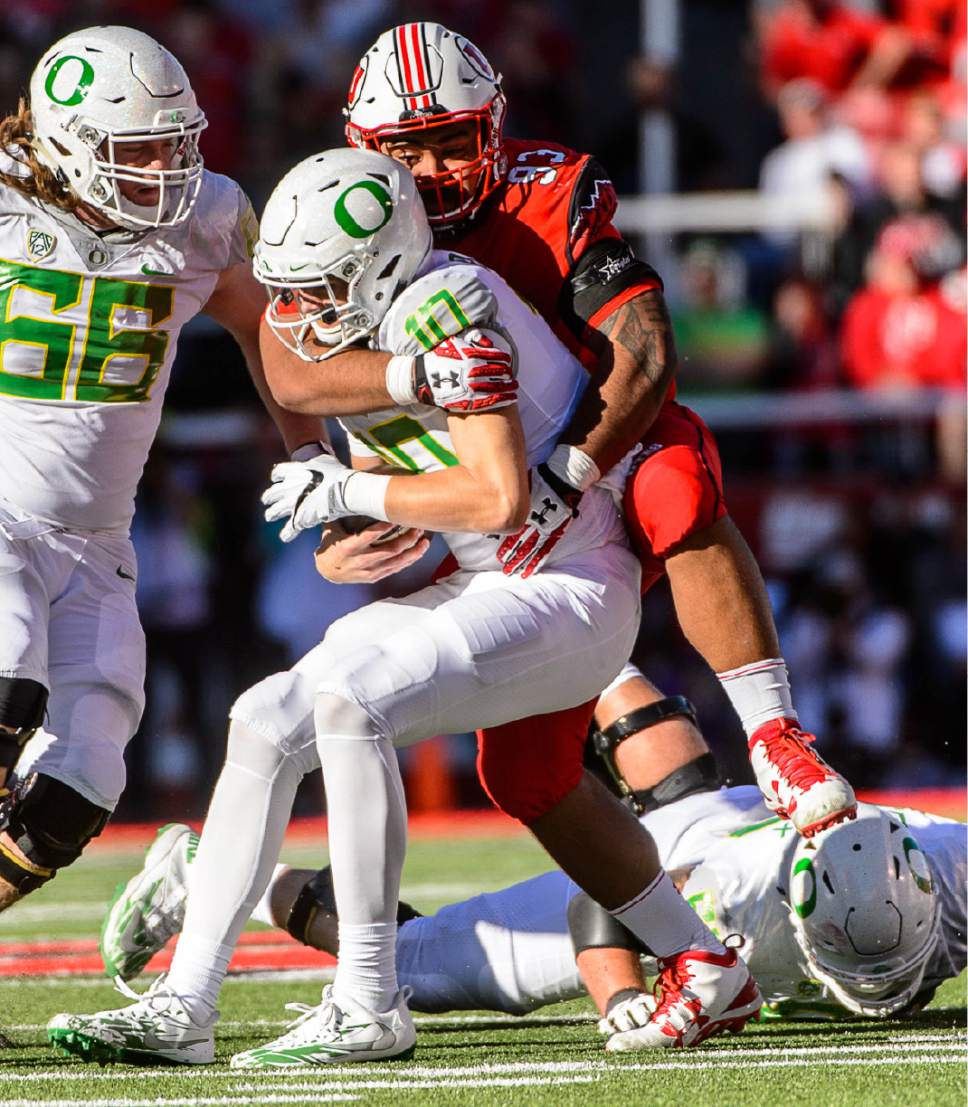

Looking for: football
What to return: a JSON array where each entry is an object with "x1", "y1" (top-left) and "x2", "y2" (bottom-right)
[{"x1": 340, "y1": 515, "x2": 406, "y2": 545}]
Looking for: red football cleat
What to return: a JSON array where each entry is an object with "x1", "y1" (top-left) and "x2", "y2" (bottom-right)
[
  {"x1": 605, "y1": 947, "x2": 762, "y2": 1051},
  {"x1": 749, "y1": 717, "x2": 857, "y2": 837}
]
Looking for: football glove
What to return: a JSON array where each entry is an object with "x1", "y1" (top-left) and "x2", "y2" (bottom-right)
[
  {"x1": 262, "y1": 446, "x2": 359, "y2": 543},
  {"x1": 497, "y1": 462, "x2": 582, "y2": 578},
  {"x1": 387, "y1": 327, "x2": 517, "y2": 412},
  {"x1": 598, "y1": 990, "x2": 656, "y2": 1036}
]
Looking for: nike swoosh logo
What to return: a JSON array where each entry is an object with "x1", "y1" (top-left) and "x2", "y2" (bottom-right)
[
  {"x1": 141, "y1": 265, "x2": 169, "y2": 276},
  {"x1": 116, "y1": 565, "x2": 136, "y2": 582}
]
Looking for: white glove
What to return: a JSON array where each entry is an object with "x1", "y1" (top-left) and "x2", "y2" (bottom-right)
[
  {"x1": 597, "y1": 990, "x2": 656, "y2": 1036},
  {"x1": 262, "y1": 446, "x2": 359, "y2": 543},
  {"x1": 385, "y1": 327, "x2": 517, "y2": 411}
]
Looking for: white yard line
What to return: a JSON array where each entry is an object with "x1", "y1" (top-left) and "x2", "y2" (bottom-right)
[
  {"x1": 0, "y1": 1098, "x2": 360, "y2": 1107},
  {"x1": 2, "y1": 1040, "x2": 965, "y2": 1084},
  {"x1": 0, "y1": 1058, "x2": 961, "y2": 1107}
]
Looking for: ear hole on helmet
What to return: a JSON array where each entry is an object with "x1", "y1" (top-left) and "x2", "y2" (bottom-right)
[{"x1": 852, "y1": 843, "x2": 862, "y2": 851}]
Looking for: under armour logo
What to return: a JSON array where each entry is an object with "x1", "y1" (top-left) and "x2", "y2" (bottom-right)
[
  {"x1": 432, "y1": 372, "x2": 461, "y2": 389},
  {"x1": 530, "y1": 498, "x2": 559, "y2": 526}
]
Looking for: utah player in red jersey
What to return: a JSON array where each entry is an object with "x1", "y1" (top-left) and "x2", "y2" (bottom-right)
[{"x1": 259, "y1": 22, "x2": 853, "y2": 1046}]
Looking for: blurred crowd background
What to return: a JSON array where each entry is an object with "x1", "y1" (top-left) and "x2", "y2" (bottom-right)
[{"x1": 2, "y1": 0, "x2": 963, "y2": 818}]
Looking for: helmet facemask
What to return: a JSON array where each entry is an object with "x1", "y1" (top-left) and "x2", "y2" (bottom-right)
[
  {"x1": 260, "y1": 250, "x2": 387, "y2": 362},
  {"x1": 348, "y1": 99, "x2": 507, "y2": 227},
  {"x1": 49, "y1": 119, "x2": 207, "y2": 230}
]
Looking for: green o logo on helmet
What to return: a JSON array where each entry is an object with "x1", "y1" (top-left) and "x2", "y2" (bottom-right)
[
  {"x1": 334, "y1": 181, "x2": 393, "y2": 239},
  {"x1": 44, "y1": 55, "x2": 95, "y2": 107},
  {"x1": 792, "y1": 856, "x2": 817, "y2": 919},
  {"x1": 902, "y1": 836, "x2": 934, "y2": 895}
]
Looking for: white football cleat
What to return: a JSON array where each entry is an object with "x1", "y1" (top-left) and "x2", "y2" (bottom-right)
[
  {"x1": 100, "y1": 823, "x2": 194, "y2": 982},
  {"x1": 47, "y1": 977, "x2": 215, "y2": 1065},
  {"x1": 749, "y1": 718, "x2": 857, "y2": 838},
  {"x1": 230, "y1": 985, "x2": 416, "y2": 1068},
  {"x1": 605, "y1": 948, "x2": 761, "y2": 1051}
]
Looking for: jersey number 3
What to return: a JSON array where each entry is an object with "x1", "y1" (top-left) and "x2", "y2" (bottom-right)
[{"x1": 0, "y1": 259, "x2": 174, "y2": 403}]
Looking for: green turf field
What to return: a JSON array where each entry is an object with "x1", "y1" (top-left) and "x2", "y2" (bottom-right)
[{"x1": 0, "y1": 831, "x2": 964, "y2": 1106}]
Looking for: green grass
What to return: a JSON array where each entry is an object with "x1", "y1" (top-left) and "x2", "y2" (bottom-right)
[{"x1": 0, "y1": 832, "x2": 964, "y2": 1106}]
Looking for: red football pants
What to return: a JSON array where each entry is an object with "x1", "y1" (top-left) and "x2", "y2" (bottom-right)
[{"x1": 477, "y1": 400, "x2": 727, "y2": 823}]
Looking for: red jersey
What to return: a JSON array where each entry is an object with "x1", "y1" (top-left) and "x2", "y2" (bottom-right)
[{"x1": 443, "y1": 138, "x2": 662, "y2": 370}]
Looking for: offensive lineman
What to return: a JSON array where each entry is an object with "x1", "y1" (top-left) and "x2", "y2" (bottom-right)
[
  {"x1": 260, "y1": 21, "x2": 857, "y2": 846},
  {"x1": 47, "y1": 149, "x2": 759, "y2": 1066},
  {"x1": 0, "y1": 28, "x2": 326, "y2": 912}
]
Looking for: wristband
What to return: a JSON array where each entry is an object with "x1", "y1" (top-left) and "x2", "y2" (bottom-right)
[
  {"x1": 340, "y1": 471, "x2": 392, "y2": 521},
  {"x1": 546, "y1": 443, "x2": 600, "y2": 493},
  {"x1": 385, "y1": 354, "x2": 417, "y2": 406}
]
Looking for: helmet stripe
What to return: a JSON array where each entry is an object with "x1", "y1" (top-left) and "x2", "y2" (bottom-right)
[
  {"x1": 410, "y1": 23, "x2": 431, "y2": 109},
  {"x1": 396, "y1": 25, "x2": 418, "y2": 109}
]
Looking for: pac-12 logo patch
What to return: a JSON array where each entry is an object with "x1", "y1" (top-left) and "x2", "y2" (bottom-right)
[{"x1": 26, "y1": 228, "x2": 56, "y2": 261}]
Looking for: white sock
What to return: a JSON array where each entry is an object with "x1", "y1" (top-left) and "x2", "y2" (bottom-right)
[
  {"x1": 611, "y1": 870, "x2": 725, "y2": 959},
  {"x1": 167, "y1": 722, "x2": 310, "y2": 1023},
  {"x1": 315, "y1": 694, "x2": 407, "y2": 1014},
  {"x1": 716, "y1": 657, "x2": 797, "y2": 738},
  {"x1": 251, "y1": 864, "x2": 290, "y2": 927},
  {"x1": 334, "y1": 921, "x2": 399, "y2": 1013}
]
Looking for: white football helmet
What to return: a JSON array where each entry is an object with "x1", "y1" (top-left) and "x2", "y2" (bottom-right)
[
  {"x1": 345, "y1": 22, "x2": 506, "y2": 226},
  {"x1": 29, "y1": 26, "x2": 207, "y2": 230},
  {"x1": 789, "y1": 804, "x2": 941, "y2": 1017},
  {"x1": 253, "y1": 148, "x2": 433, "y2": 361}
]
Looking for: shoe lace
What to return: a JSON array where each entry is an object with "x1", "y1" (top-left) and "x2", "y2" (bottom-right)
[
  {"x1": 759, "y1": 724, "x2": 829, "y2": 790},
  {"x1": 275, "y1": 997, "x2": 340, "y2": 1046},
  {"x1": 110, "y1": 973, "x2": 185, "y2": 1020},
  {"x1": 651, "y1": 956, "x2": 693, "y2": 1019}
]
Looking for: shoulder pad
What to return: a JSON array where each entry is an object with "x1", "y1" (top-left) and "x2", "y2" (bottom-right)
[
  {"x1": 383, "y1": 264, "x2": 498, "y2": 356},
  {"x1": 184, "y1": 170, "x2": 250, "y2": 270}
]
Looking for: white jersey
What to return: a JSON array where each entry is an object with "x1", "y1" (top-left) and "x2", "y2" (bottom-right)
[
  {"x1": 396, "y1": 786, "x2": 966, "y2": 1017},
  {"x1": 340, "y1": 250, "x2": 627, "y2": 572},
  {"x1": 655, "y1": 788, "x2": 967, "y2": 1014},
  {"x1": 0, "y1": 171, "x2": 256, "y2": 533}
]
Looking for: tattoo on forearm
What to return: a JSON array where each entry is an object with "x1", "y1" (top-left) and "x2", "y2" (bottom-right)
[{"x1": 597, "y1": 290, "x2": 677, "y2": 390}]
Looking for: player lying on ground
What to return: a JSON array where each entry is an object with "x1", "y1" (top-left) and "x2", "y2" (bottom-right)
[
  {"x1": 0, "y1": 27, "x2": 324, "y2": 915},
  {"x1": 261, "y1": 19, "x2": 857, "y2": 839},
  {"x1": 48, "y1": 151, "x2": 758, "y2": 1067},
  {"x1": 97, "y1": 666, "x2": 965, "y2": 1049}
]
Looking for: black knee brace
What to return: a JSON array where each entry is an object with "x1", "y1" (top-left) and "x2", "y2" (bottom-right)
[
  {"x1": 0, "y1": 773, "x2": 109, "y2": 893},
  {"x1": 592, "y1": 695, "x2": 721, "y2": 814},
  {"x1": 285, "y1": 866, "x2": 423, "y2": 947},
  {"x1": 0, "y1": 677, "x2": 48, "y2": 774},
  {"x1": 567, "y1": 890, "x2": 649, "y2": 957}
]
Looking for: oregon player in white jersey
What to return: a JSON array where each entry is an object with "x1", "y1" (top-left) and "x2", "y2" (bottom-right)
[
  {"x1": 383, "y1": 789, "x2": 964, "y2": 1027},
  {"x1": 0, "y1": 26, "x2": 325, "y2": 912},
  {"x1": 48, "y1": 149, "x2": 763, "y2": 1068}
]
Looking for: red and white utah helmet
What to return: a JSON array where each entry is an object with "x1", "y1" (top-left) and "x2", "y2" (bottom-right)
[{"x1": 344, "y1": 22, "x2": 507, "y2": 226}]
